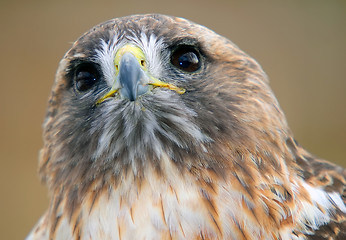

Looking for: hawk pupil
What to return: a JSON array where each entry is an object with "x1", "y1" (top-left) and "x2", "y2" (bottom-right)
[
  {"x1": 75, "y1": 64, "x2": 98, "y2": 92},
  {"x1": 179, "y1": 52, "x2": 198, "y2": 69},
  {"x1": 171, "y1": 46, "x2": 201, "y2": 72}
]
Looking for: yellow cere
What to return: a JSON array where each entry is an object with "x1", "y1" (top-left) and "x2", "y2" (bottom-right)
[{"x1": 114, "y1": 44, "x2": 146, "y2": 74}]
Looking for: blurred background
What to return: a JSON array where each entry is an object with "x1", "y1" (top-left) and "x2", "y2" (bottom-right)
[{"x1": 1, "y1": 0, "x2": 345, "y2": 239}]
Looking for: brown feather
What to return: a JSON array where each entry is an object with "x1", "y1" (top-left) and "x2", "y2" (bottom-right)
[{"x1": 26, "y1": 14, "x2": 345, "y2": 240}]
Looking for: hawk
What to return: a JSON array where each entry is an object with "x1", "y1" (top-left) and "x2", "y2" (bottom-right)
[{"x1": 27, "y1": 14, "x2": 345, "y2": 240}]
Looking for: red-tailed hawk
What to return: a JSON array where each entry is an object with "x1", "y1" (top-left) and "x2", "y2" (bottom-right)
[{"x1": 27, "y1": 14, "x2": 345, "y2": 240}]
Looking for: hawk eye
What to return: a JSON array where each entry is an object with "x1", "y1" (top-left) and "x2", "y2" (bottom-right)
[
  {"x1": 171, "y1": 46, "x2": 201, "y2": 72},
  {"x1": 75, "y1": 63, "x2": 99, "y2": 92}
]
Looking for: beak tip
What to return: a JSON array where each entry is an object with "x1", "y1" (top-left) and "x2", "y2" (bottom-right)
[{"x1": 120, "y1": 88, "x2": 137, "y2": 101}]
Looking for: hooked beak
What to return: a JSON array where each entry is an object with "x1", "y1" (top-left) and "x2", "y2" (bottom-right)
[
  {"x1": 96, "y1": 44, "x2": 185, "y2": 104},
  {"x1": 118, "y1": 52, "x2": 147, "y2": 101}
]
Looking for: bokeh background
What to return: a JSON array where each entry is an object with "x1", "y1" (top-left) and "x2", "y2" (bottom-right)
[{"x1": 1, "y1": 0, "x2": 345, "y2": 239}]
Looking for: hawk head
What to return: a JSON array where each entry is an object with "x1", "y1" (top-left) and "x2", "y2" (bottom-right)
[
  {"x1": 40, "y1": 14, "x2": 289, "y2": 186},
  {"x1": 31, "y1": 14, "x2": 345, "y2": 240}
]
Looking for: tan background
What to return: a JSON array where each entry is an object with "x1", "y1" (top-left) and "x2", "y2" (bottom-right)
[{"x1": 1, "y1": 0, "x2": 345, "y2": 239}]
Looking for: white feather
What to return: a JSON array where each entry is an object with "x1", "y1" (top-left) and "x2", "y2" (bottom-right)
[
  {"x1": 94, "y1": 35, "x2": 119, "y2": 87},
  {"x1": 297, "y1": 181, "x2": 346, "y2": 231}
]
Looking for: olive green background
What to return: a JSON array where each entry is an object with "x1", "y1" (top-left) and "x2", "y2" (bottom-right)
[{"x1": 1, "y1": 0, "x2": 345, "y2": 239}]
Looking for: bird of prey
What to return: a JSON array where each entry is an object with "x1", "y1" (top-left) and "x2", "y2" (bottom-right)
[{"x1": 27, "y1": 14, "x2": 345, "y2": 240}]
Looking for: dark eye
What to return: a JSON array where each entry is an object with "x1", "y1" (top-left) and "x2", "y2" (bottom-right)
[
  {"x1": 75, "y1": 63, "x2": 99, "y2": 92},
  {"x1": 171, "y1": 46, "x2": 201, "y2": 72}
]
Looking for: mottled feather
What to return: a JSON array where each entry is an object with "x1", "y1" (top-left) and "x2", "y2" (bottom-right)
[{"x1": 27, "y1": 14, "x2": 345, "y2": 240}]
